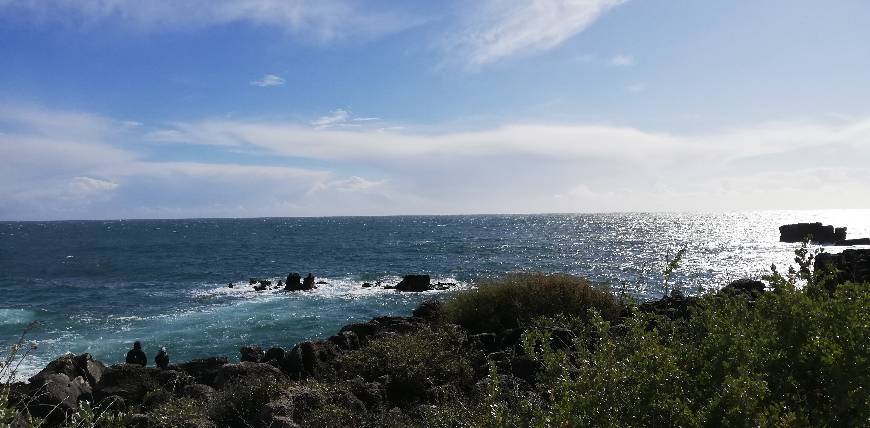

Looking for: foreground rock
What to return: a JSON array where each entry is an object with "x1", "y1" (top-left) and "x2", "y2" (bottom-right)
[{"x1": 814, "y1": 249, "x2": 870, "y2": 286}]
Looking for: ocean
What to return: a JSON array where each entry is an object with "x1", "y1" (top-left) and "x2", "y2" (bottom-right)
[{"x1": 2, "y1": 210, "x2": 868, "y2": 378}]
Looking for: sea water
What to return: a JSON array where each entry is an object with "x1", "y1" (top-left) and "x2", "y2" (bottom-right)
[{"x1": 1, "y1": 210, "x2": 868, "y2": 378}]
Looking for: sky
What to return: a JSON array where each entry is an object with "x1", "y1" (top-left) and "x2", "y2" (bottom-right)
[{"x1": 1, "y1": 0, "x2": 869, "y2": 220}]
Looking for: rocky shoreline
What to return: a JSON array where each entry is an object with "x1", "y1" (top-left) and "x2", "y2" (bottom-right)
[{"x1": 5, "y1": 248, "x2": 868, "y2": 427}]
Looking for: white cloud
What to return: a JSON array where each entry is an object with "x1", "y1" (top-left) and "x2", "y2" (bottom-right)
[
  {"x1": 311, "y1": 108, "x2": 351, "y2": 129},
  {"x1": 608, "y1": 53, "x2": 635, "y2": 66},
  {"x1": 250, "y1": 74, "x2": 285, "y2": 87},
  {"x1": 446, "y1": 0, "x2": 627, "y2": 66},
  {"x1": 0, "y1": 0, "x2": 419, "y2": 42},
  {"x1": 3, "y1": 104, "x2": 870, "y2": 219}
]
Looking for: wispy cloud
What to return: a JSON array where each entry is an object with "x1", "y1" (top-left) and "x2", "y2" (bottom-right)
[
  {"x1": 3, "y1": 104, "x2": 870, "y2": 219},
  {"x1": 608, "y1": 53, "x2": 635, "y2": 66},
  {"x1": 0, "y1": 0, "x2": 420, "y2": 42},
  {"x1": 446, "y1": 0, "x2": 627, "y2": 66},
  {"x1": 311, "y1": 108, "x2": 351, "y2": 129},
  {"x1": 250, "y1": 74, "x2": 286, "y2": 87}
]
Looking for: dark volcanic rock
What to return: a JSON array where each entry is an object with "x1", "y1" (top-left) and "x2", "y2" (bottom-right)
[
  {"x1": 396, "y1": 275, "x2": 431, "y2": 292},
  {"x1": 176, "y1": 357, "x2": 228, "y2": 386},
  {"x1": 285, "y1": 272, "x2": 316, "y2": 291},
  {"x1": 303, "y1": 273, "x2": 316, "y2": 290},
  {"x1": 30, "y1": 353, "x2": 106, "y2": 387},
  {"x1": 779, "y1": 222, "x2": 839, "y2": 243},
  {"x1": 836, "y1": 238, "x2": 870, "y2": 246},
  {"x1": 282, "y1": 341, "x2": 339, "y2": 379},
  {"x1": 240, "y1": 346, "x2": 265, "y2": 363},
  {"x1": 815, "y1": 249, "x2": 870, "y2": 286},
  {"x1": 264, "y1": 347, "x2": 286, "y2": 363},
  {"x1": 722, "y1": 278, "x2": 766, "y2": 297},
  {"x1": 94, "y1": 365, "x2": 192, "y2": 402},
  {"x1": 213, "y1": 362, "x2": 286, "y2": 387},
  {"x1": 26, "y1": 373, "x2": 92, "y2": 420}
]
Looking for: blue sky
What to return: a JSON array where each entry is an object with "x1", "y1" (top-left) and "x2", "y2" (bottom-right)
[{"x1": 1, "y1": 0, "x2": 869, "y2": 219}]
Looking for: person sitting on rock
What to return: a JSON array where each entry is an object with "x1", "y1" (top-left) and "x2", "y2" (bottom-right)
[
  {"x1": 155, "y1": 346, "x2": 169, "y2": 369},
  {"x1": 126, "y1": 341, "x2": 147, "y2": 366}
]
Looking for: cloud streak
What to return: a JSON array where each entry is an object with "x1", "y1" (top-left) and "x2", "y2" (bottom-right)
[
  {"x1": 2, "y1": 104, "x2": 869, "y2": 219},
  {"x1": 250, "y1": 74, "x2": 285, "y2": 87},
  {"x1": 447, "y1": 0, "x2": 627, "y2": 66},
  {"x1": 0, "y1": 0, "x2": 418, "y2": 42}
]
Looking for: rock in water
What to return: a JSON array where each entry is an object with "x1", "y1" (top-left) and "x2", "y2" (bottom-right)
[
  {"x1": 396, "y1": 274, "x2": 431, "y2": 292},
  {"x1": 285, "y1": 272, "x2": 302, "y2": 291},
  {"x1": 303, "y1": 273, "x2": 316, "y2": 290},
  {"x1": 779, "y1": 222, "x2": 839, "y2": 243}
]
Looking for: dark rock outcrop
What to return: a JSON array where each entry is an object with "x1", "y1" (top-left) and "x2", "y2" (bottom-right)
[
  {"x1": 213, "y1": 362, "x2": 286, "y2": 387},
  {"x1": 721, "y1": 278, "x2": 766, "y2": 297},
  {"x1": 779, "y1": 222, "x2": 840, "y2": 243},
  {"x1": 814, "y1": 249, "x2": 870, "y2": 286},
  {"x1": 94, "y1": 364, "x2": 192, "y2": 402},
  {"x1": 285, "y1": 272, "x2": 316, "y2": 291},
  {"x1": 175, "y1": 357, "x2": 228, "y2": 385},
  {"x1": 281, "y1": 341, "x2": 340, "y2": 379},
  {"x1": 396, "y1": 275, "x2": 431, "y2": 292},
  {"x1": 29, "y1": 353, "x2": 105, "y2": 387},
  {"x1": 240, "y1": 346, "x2": 265, "y2": 363}
]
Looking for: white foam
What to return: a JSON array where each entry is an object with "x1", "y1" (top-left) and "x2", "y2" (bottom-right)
[{"x1": 189, "y1": 275, "x2": 471, "y2": 301}]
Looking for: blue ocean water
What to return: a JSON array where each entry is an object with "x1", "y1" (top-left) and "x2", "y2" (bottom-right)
[{"x1": 1, "y1": 211, "x2": 868, "y2": 378}]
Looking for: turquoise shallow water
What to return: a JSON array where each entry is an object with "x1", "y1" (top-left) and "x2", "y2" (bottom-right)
[{"x1": 1, "y1": 210, "x2": 868, "y2": 378}]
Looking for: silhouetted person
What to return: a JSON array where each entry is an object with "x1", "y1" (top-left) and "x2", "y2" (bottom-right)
[
  {"x1": 155, "y1": 346, "x2": 169, "y2": 369},
  {"x1": 126, "y1": 341, "x2": 147, "y2": 366}
]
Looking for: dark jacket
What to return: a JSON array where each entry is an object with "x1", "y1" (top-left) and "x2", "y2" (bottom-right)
[
  {"x1": 126, "y1": 348, "x2": 147, "y2": 366},
  {"x1": 155, "y1": 349, "x2": 169, "y2": 369}
]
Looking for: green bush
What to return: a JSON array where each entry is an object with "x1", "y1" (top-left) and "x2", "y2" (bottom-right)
[
  {"x1": 332, "y1": 327, "x2": 476, "y2": 405},
  {"x1": 208, "y1": 378, "x2": 286, "y2": 428},
  {"x1": 501, "y1": 278, "x2": 869, "y2": 426},
  {"x1": 150, "y1": 397, "x2": 208, "y2": 428},
  {"x1": 443, "y1": 273, "x2": 619, "y2": 334}
]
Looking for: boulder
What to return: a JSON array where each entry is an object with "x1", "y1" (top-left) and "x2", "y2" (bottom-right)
[
  {"x1": 94, "y1": 365, "x2": 193, "y2": 403},
  {"x1": 328, "y1": 331, "x2": 361, "y2": 351},
  {"x1": 779, "y1": 222, "x2": 839, "y2": 243},
  {"x1": 281, "y1": 341, "x2": 339, "y2": 379},
  {"x1": 264, "y1": 347, "x2": 286, "y2": 364},
  {"x1": 285, "y1": 272, "x2": 301, "y2": 290},
  {"x1": 176, "y1": 356, "x2": 227, "y2": 386},
  {"x1": 638, "y1": 290, "x2": 697, "y2": 320},
  {"x1": 348, "y1": 376, "x2": 384, "y2": 411},
  {"x1": 722, "y1": 278, "x2": 765, "y2": 296},
  {"x1": 29, "y1": 353, "x2": 106, "y2": 387},
  {"x1": 303, "y1": 274, "x2": 316, "y2": 290},
  {"x1": 240, "y1": 346, "x2": 265, "y2": 363},
  {"x1": 395, "y1": 275, "x2": 431, "y2": 292},
  {"x1": 213, "y1": 362, "x2": 286, "y2": 388},
  {"x1": 26, "y1": 373, "x2": 92, "y2": 420},
  {"x1": 814, "y1": 249, "x2": 870, "y2": 287}
]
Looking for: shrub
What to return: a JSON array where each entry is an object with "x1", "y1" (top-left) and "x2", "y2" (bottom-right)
[
  {"x1": 208, "y1": 378, "x2": 286, "y2": 428},
  {"x1": 499, "y1": 270, "x2": 869, "y2": 426},
  {"x1": 443, "y1": 273, "x2": 619, "y2": 334},
  {"x1": 332, "y1": 327, "x2": 476, "y2": 405},
  {"x1": 150, "y1": 397, "x2": 208, "y2": 428}
]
